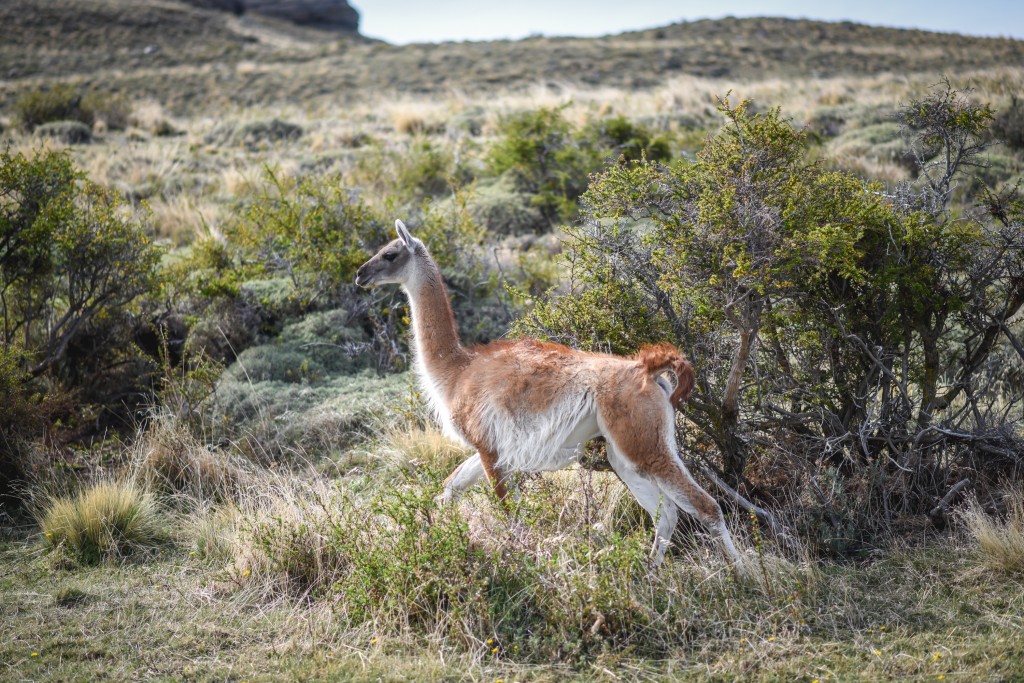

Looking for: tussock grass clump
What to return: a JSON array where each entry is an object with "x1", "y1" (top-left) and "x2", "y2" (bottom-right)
[
  {"x1": 389, "y1": 103, "x2": 448, "y2": 136},
  {"x1": 204, "y1": 118, "x2": 303, "y2": 148},
  {"x1": 148, "y1": 194, "x2": 223, "y2": 245},
  {"x1": 128, "y1": 100, "x2": 181, "y2": 137},
  {"x1": 189, "y1": 503, "x2": 239, "y2": 562},
  {"x1": 962, "y1": 492, "x2": 1024, "y2": 573},
  {"x1": 38, "y1": 480, "x2": 167, "y2": 565}
]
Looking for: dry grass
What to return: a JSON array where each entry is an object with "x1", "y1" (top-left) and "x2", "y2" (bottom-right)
[
  {"x1": 127, "y1": 99, "x2": 180, "y2": 137},
  {"x1": 379, "y1": 424, "x2": 474, "y2": 472},
  {"x1": 36, "y1": 479, "x2": 167, "y2": 564},
  {"x1": 147, "y1": 194, "x2": 223, "y2": 244},
  {"x1": 962, "y1": 490, "x2": 1024, "y2": 573},
  {"x1": 8, "y1": 406, "x2": 1024, "y2": 680},
  {"x1": 133, "y1": 415, "x2": 248, "y2": 501},
  {"x1": 386, "y1": 100, "x2": 450, "y2": 136},
  {"x1": 12, "y1": 66, "x2": 1014, "y2": 260}
]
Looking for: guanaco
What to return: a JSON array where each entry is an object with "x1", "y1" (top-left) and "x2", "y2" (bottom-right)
[{"x1": 355, "y1": 220, "x2": 745, "y2": 572}]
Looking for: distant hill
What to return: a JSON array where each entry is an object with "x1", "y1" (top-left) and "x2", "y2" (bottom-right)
[{"x1": 1, "y1": 4, "x2": 1022, "y2": 114}]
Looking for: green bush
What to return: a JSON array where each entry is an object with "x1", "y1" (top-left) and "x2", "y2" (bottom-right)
[
  {"x1": 0, "y1": 345, "x2": 42, "y2": 498},
  {"x1": 14, "y1": 87, "x2": 131, "y2": 134},
  {"x1": 0, "y1": 149, "x2": 160, "y2": 378},
  {"x1": 582, "y1": 115, "x2": 672, "y2": 163},
  {"x1": 992, "y1": 96, "x2": 1024, "y2": 151},
  {"x1": 0, "y1": 148, "x2": 162, "y2": 476},
  {"x1": 223, "y1": 168, "x2": 387, "y2": 306},
  {"x1": 172, "y1": 170, "x2": 383, "y2": 361},
  {"x1": 414, "y1": 193, "x2": 517, "y2": 345},
  {"x1": 486, "y1": 106, "x2": 594, "y2": 225},
  {"x1": 485, "y1": 109, "x2": 678, "y2": 226},
  {"x1": 15, "y1": 85, "x2": 92, "y2": 131},
  {"x1": 395, "y1": 140, "x2": 455, "y2": 198},
  {"x1": 515, "y1": 90, "x2": 1024, "y2": 547},
  {"x1": 464, "y1": 173, "x2": 547, "y2": 235}
]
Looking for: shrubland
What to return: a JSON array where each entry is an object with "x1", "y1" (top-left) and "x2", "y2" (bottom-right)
[{"x1": 1, "y1": 61, "x2": 1023, "y2": 681}]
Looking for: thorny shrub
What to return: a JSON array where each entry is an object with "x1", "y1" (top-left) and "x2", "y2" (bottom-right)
[{"x1": 516, "y1": 86, "x2": 1024, "y2": 554}]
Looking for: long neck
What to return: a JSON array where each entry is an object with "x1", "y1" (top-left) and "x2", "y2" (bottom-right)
[{"x1": 404, "y1": 256, "x2": 469, "y2": 379}]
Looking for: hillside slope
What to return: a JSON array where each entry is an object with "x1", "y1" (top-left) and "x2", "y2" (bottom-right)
[{"x1": 1, "y1": 5, "x2": 1023, "y2": 114}]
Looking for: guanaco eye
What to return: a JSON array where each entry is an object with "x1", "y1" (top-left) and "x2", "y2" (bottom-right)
[{"x1": 383, "y1": 252, "x2": 397, "y2": 262}]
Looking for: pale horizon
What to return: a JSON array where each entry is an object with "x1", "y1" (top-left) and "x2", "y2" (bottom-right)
[{"x1": 355, "y1": 1, "x2": 1023, "y2": 45}]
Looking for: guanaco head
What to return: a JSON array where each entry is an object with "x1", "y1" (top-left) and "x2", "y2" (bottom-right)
[{"x1": 355, "y1": 219, "x2": 425, "y2": 288}]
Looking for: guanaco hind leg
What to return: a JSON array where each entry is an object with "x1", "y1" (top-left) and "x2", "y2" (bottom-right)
[
  {"x1": 652, "y1": 456, "x2": 747, "y2": 574},
  {"x1": 606, "y1": 443, "x2": 678, "y2": 564},
  {"x1": 599, "y1": 394, "x2": 746, "y2": 574}
]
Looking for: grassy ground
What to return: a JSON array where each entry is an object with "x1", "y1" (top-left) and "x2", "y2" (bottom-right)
[
  {"x1": 4, "y1": 66, "x2": 1023, "y2": 253},
  {"x1": 3, "y1": 474, "x2": 1024, "y2": 682}
]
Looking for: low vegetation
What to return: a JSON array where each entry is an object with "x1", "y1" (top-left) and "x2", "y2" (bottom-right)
[{"x1": 962, "y1": 490, "x2": 1024, "y2": 573}]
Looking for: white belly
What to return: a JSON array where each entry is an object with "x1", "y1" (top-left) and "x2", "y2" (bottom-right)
[{"x1": 491, "y1": 400, "x2": 601, "y2": 473}]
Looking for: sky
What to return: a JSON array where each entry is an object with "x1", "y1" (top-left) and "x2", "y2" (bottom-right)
[{"x1": 355, "y1": 0, "x2": 1024, "y2": 44}]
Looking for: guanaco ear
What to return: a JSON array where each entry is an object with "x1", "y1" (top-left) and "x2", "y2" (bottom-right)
[{"x1": 395, "y1": 219, "x2": 415, "y2": 253}]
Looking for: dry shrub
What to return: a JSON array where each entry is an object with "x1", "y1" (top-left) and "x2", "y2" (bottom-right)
[
  {"x1": 962, "y1": 491, "x2": 1024, "y2": 573},
  {"x1": 129, "y1": 100, "x2": 181, "y2": 137},
  {"x1": 135, "y1": 417, "x2": 247, "y2": 501}
]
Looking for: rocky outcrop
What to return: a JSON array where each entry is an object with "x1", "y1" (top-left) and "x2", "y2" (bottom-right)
[
  {"x1": 180, "y1": 0, "x2": 245, "y2": 13},
  {"x1": 180, "y1": 0, "x2": 359, "y2": 31},
  {"x1": 246, "y1": 0, "x2": 358, "y2": 31}
]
